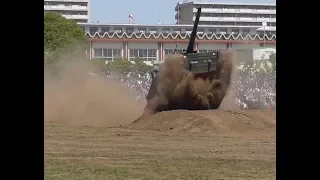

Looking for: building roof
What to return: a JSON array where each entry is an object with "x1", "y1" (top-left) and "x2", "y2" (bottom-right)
[
  {"x1": 79, "y1": 23, "x2": 263, "y2": 29},
  {"x1": 177, "y1": 1, "x2": 276, "y2": 7}
]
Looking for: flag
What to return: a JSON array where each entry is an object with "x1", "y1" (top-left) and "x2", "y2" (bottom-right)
[{"x1": 128, "y1": 14, "x2": 135, "y2": 20}]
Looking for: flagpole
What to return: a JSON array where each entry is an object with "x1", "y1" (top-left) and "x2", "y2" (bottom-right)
[{"x1": 133, "y1": 0, "x2": 135, "y2": 24}]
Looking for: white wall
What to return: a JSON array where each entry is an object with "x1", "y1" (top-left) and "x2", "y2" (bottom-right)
[
  {"x1": 92, "y1": 42, "x2": 123, "y2": 49},
  {"x1": 198, "y1": 43, "x2": 227, "y2": 50},
  {"x1": 232, "y1": 43, "x2": 260, "y2": 49},
  {"x1": 127, "y1": 42, "x2": 158, "y2": 49},
  {"x1": 163, "y1": 43, "x2": 188, "y2": 49}
]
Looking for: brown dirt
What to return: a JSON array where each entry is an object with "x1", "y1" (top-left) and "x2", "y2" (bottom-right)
[
  {"x1": 129, "y1": 109, "x2": 275, "y2": 135},
  {"x1": 45, "y1": 111, "x2": 276, "y2": 179}
]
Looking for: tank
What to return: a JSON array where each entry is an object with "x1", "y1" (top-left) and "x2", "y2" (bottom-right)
[{"x1": 137, "y1": 6, "x2": 234, "y2": 120}]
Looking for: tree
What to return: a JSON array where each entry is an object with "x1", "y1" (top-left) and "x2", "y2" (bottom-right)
[
  {"x1": 105, "y1": 58, "x2": 136, "y2": 73},
  {"x1": 44, "y1": 12, "x2": 87, "y2": 52},
  {"x1": 104, "y1": 58, "x2": 154, "y2": 74},
  {"x1": 269, "y1": 53, "x2": 276, "y2": 71},
  {"x1": 133, "y1": 58, "x2": 154, "y2": 73},
  {"x1": 44, "y1": 12, "x2": 88, "y2": 67},
  {"x1": 91, "y1": 58, "x2": 107, "y2": 72}
]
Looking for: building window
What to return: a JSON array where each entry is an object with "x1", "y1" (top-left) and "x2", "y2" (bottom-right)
[
  {"x1": 162, "y1": 28, "x2": 170, "y2": 34},
  {"x1": 105, "y1": 49, "x2": 122, "y2": 60},
  {"x1": 242, "y1": 29, "x2": 250, "y2": 35},
  {"x1": 185, "y1": 28, "x2": 193, "y2": 34},
  {"x1": 93, "y1": 48, "x2": 102, "y2": 58},
  {"x1": 164, "y1": 49, "x2": 183, "y2": 55},
  {"x1": 101, "y1": 27, "x2": 109, "y2": 33},
  {"x1": 126, "y1": 27, "x2": 134, "y2": 33},
  {"x1": 219, "y1": 29, "x2": 227, "y2": 34},
  {"x1": 148, "y1": 49, "x2": 157, "y2": 57},
  {"x1": 208, "y1": 29, "x2": 216, "y2": 34},
  {"x1": 129, "y1": 49, "x2": 157, "y2": 61},
  {"x1": 138, "y1": 28, "x2": 146, "y2": 33},
  {"x1": 113, "y1": 49, "x2": 122, "y2": 58},
  {"x1": 173, "y1": 28, "x2": 181, "y2": 33},
  {"x1": 149, "y1": 28, "x2": 158, "y2": 33},
  {"x1": 114, "y1": 27, "x2": 122, "y2": 32},
  {"x1": 103, "y1": 49, "x2": 112, "y2": 58},
  {"x1": 89, "y1": 27, "x2": 98, "y2": 34},
  {"x1": 197, "y1": 29, "x2": 204, "y2": 34},
  {"x1": 93, "y1": 48, "x2": 122, "y2": 60},
  {"x1": 231, "y1": 29, "x2": 240, "y2": 35}
]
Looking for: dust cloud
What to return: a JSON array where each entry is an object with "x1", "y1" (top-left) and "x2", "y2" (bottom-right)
[
  {"x1": 44, "y1": 53, "x2": 145, "y2": 127},
  {"x1": 219, "y1": 51, "x2": 241, "y2": 110},
  {"x1": 138, "y1": 49, "x2": 234, "y2": 120}
]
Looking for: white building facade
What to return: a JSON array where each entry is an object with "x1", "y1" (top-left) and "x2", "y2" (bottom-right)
[
  {"x1": 79, "y1": 23, "x2": 276, "y2": 65},
  {"x1": 44, "y1": 0, "x2": 90, "y2": 23},
  {"x1": 175, "y1": 1, "x2": 276, "y2": 34}
]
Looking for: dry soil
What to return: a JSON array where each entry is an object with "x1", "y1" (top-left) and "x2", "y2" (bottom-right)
[{"x1": 44, "y1": 109, "x2": 276, "y2": 180}]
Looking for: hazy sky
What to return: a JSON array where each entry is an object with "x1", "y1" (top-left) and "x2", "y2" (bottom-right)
[{"x1": 90, "y1": 0, "x2": 276, "y2": 25}]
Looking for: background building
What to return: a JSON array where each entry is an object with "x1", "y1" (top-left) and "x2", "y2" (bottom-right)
[
  {"x1": 73, "y1": 1, "x2": 276, "y2": 65},
  {"x1": 44, "y1": 0, "x2": 90, "y2": 23},
  {"x1": 79, "y1": 23, "x2": 276, "y2": 65},
  {"x1": 175, "y1": 1, "x2": 276, "y2": 34}
]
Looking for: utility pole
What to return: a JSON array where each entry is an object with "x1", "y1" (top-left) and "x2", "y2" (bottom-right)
[{"x1": 262, "y1": 21, "x2": 267, "y2": 47}]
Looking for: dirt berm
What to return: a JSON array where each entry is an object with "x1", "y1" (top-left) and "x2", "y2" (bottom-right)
[{"x1": 128, "y1": 109, "x2": 276, "y2": 134}]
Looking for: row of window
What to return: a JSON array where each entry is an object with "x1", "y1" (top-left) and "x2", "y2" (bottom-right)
[
  {"x1": 49, "y1": 10, "x2": 88, "y2": 15},
  {"x1": 93, "y1": 48, "x2": 157, "y2": 61},
  {"x1": 191, "y1": 5, "x2": 275, "y2": 10},
  {"x1": 93, "y1": 49, "x2": 217, "y2": 61},
  {"x1": 44, "y1": 2, "x2": 88, "y2": 6},
  {"x1": 87, "y1": 26, "x2": 275, "y2": 34},
  {"x1": 193, "y1": 13, "x2": 276, "y2": 18},
  {"x1": 197, "y1": 22, "x2": 276, "y2": 26},
  {"x1": 93, "y1": 49, "x2": 122, "y2": 59}
]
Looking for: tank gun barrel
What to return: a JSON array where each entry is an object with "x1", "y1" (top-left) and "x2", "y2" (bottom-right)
[{"x1": 186, "y1": 6, "x2": 202, "y2": 53}]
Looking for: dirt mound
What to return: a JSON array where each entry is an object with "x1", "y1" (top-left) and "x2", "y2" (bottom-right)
[{"x1": 128, "y1": 109, "x2": 276, "y2": 134}]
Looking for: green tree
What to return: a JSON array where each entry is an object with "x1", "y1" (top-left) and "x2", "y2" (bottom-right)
[
  {"x1": 44, "y1": 12, "x2": 87, "y2": 52},
  {"x1": 103, "y1": 58, "x2": 154, "y2": 74},
  {"x1": 44, "y1": 12, "x2": 88, "y2": 67},
  {"x1": 267, "y1": 53, "x2": 276, "y2": 72},
  {"x1": 91, "y1": 58, "x2": 107, "y2": 72},
  {"x1": 105, "y1": 58, "x2": 135, "y2": 73},
  {"x1": 133, "y1": 58, "x2": 154, "y2": 73}
]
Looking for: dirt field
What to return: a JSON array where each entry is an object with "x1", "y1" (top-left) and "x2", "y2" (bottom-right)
[{"x1": 44, "y1": 109, "x2": 276, "y2": 180}]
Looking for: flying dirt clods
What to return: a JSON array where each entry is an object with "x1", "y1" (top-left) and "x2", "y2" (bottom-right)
[{"x1": 137, "y1": 49, "x2": 234, "y2": 121}]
